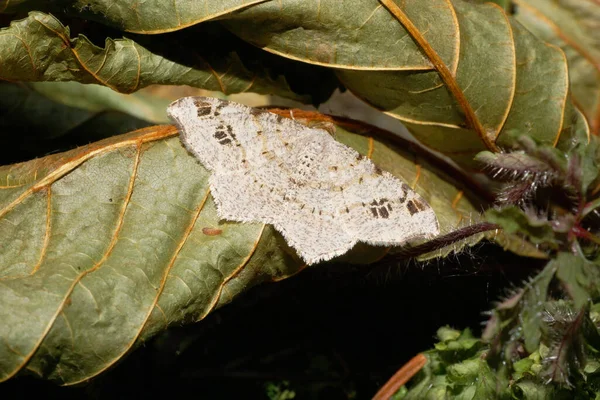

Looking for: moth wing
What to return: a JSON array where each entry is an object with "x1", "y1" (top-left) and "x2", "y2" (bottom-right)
[
  {"x1": 341, "y1": 171, "x2": 439, "y2": 246},
  {"x1": 167, "y1": 97, "x2": 259, "y2": 173},
  {"x1": 210, "y1": 169, "x2": 356, "y2": 265}
]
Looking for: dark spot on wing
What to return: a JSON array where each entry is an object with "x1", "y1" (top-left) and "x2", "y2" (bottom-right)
[
  {"x1": 214, "y1": 131, "x2": 227, "y2": 140},
  {"x1": 193, "y1": 99, "x2": 212, "y2": 117},
  {"x1": 379, "y1": 207, "x2": 389, "y2": 219},
  {"x1": 399, "y1": 183, "x2": 409, "y2": 203},
  {"x1": 407, "y1": 200, "x2": 420, "y2": 215},
  {"x1": 369, "y1": 199, "x2": 391, "y2": 219},
  {"x1": 213, "y1": 102, "x2": 226, "y2": 116},
  {"x1": 214, "y1": 124, "x2": 237, "y2": 146},
  {"x1": 196, "y1": 106, "x2": 211, "y2": 117},
  {"x1": 412, "y1": 198, "x2": 428, "y2": 211}
]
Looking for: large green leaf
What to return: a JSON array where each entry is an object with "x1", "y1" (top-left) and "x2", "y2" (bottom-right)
[
  {"x1": 220, "y1": 0, "x2": 589, "y2": 167},
  {"x1": 0, "y1": 12, "x2": 335, "y2": 102},
  {"x1": 0, "y1": 110, "x2": 487, "y2": 384},
  {"x1": 514, "y1": 0, "x2": 600, "y2": 136},
  {"x1": 1, "y1": 0, "x2": 270, "y2": 33},
  {"x1": 1, "y1": 3, "x2": 591, "y2": 168}
]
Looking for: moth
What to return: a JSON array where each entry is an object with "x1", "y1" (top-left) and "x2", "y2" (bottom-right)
[{"x1": 167, "y1": 96, "x2": 439, "y2": 264}]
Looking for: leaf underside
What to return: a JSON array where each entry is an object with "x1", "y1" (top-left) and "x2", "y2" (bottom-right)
[{"x1": 0, "y1": 0, "x2": 594, "y2": 167}]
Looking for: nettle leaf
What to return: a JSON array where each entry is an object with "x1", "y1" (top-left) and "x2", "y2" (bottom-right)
[
  {"x1": 475, "y1": 151, "x2": 558, "y2": 179},
  {"x1": 485, "y1": 206, "x2": 557, "y2": 247},
  {"x1": 483, "y1": 261, "x2": 556, "y2": 354},
  {"x1": 397, "y1": 328, "x2": 510, "y2": 399},
  {"x1": 0, "y1": 112, "x2": 486, "y2": 383},
  {"x1": 513, "y1": 0, "x2": 600, "y2": 136},
  {"x1": 221, "y1": 0, "x2": 590, "y2": 168},
  {"x1": 539, "y1": 301, "x2": 587, "y2": 386},
  {"x1": 0, "y1": 12, "x2": 336, "y2": 103},
  {"x1": 555, "y1": 253, "x2": 600, "y2": 310}
]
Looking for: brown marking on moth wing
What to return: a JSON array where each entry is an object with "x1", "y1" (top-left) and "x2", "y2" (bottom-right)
[
  {"x1": 212, "y1": 101, "x2": 227, "y2": 116},
  {"x1": 214, "y1": 124, "x2": 237, "y2": 146},
  {"x1": 406, "y1": 199, "x2": 426, "y2": 216},
  {"x1": 193, "y1": 99, "x2": 212, "y2": 117},
  {"x1": 374, "y1": 165, "x2": 383, "y2": 175},
  {"x1": 202, "y1": 227, "x2": 223, "y2": 236},
  {"x1": 398, "y1": 183, "x2": 409, "y2": 203},
  {"x1": 369, "y1": 199, "x2": 391, "y2": 219},
  {"x1": 226, "y1": 125, "x2": 237, "y2": 140},
  {"x1": 411, "y1": 198, "x2": 428, "y2": 212}
]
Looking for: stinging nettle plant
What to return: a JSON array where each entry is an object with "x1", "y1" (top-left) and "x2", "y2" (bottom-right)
[{"x1": 0, "y1": 0, "x2": 599, "y2": 398}]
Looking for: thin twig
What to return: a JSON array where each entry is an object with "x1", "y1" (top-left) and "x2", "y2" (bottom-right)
[{"x1": 372, "y1": 353, "x2": 428, "y2": 400}]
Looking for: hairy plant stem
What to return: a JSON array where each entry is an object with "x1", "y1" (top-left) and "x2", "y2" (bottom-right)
[{"x1": 382, "y1": 222, "x2": 501, "y2": 262}]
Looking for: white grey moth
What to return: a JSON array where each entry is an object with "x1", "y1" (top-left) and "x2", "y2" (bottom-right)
[{"x1": 167, "y1": 96, "x2": 439, "y2": 265}]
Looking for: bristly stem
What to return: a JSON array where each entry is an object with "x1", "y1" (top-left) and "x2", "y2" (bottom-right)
[{"x1": 382, "y1": 222, "x2": 501, "y2": 261}]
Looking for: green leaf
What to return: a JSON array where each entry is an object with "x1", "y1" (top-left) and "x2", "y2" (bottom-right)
[
  {"x1": 27, "y1": 81, "x2": 173, "y2": 124},
  {"x1": 398, "y1": 328, "x2": 510, "y2": 399},
  {"x1": 485, "y1": 206, "x2": 557, "y2": 246},
  {"x1": 220, "y1": 0, "x2": 588, "y2": 167},
  {"x1": 475, "y1": 150, "x2": 557, "y2": 177},
  {"x1": 0, "y1": 12, "x2": 334, "y2": 102},
  {"x1": 483, "y1": 261, "x2": 556, "y2": 353},
  {"x1": 513, "y1": 0, "x2": 600, "y2": 136},
  {"x1": 0, "y1": 125, "x2": 305, "y2": 384},
  {"x1": 555, "y1": 253, "x2": 600, "y2": 309},
  {"x1": 0, "y1": 110, "x2": 487, "y2": 383},
  {"x1": 487, "y1": 230, "x2": 549, "y2": 259},
  {"x1": 3, "y1": 0, "x2": 272, "y2": 33}
]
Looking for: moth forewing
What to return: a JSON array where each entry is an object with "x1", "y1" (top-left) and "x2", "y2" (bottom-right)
[{"x1": 167, "y1": 96, "x2": 440, "y2": 265}]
